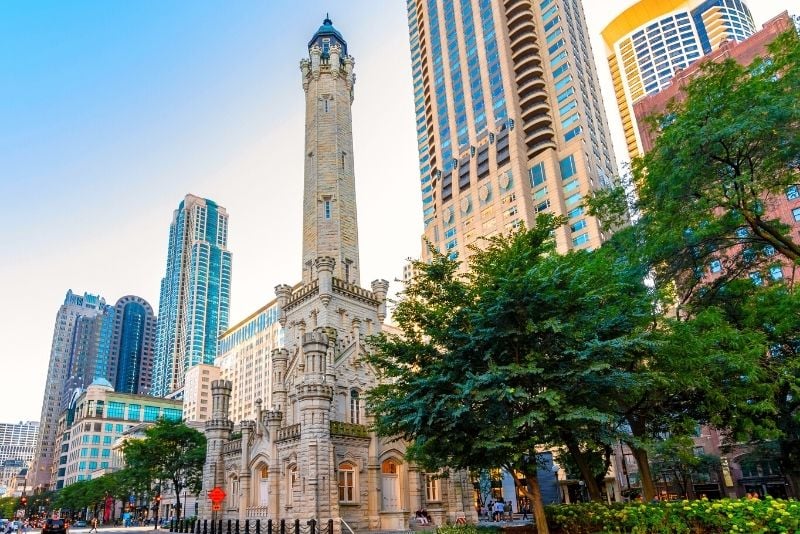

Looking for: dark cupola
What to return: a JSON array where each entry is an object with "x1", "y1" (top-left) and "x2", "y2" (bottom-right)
[{"x1": 308, "y1": 15, "x2": 348, "y2": 58}]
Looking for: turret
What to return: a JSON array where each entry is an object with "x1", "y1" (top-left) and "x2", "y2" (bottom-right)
[{"x1": 371, "y1": 279, "x2": 390, "y2": 323}]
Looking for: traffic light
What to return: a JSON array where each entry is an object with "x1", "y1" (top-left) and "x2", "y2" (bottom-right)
[{"x1": 20, "y1": 497, "x2": 27, "y2": 506}]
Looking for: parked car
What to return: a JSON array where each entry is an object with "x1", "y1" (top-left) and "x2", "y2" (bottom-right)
[
  {"x1": 72, "y1": 521, "x2": 87, "y2": 528},
  {"x1": 42, "y1": 519, "x2": 67, "y2": 534}
]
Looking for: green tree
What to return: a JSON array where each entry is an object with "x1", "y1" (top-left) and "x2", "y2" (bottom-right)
[
  {"x1": 0, "y1": 496, "x2": 16, "y2": 519},
  {"x1": 649, "y1": 436, "x2": 721, "y2": 499},
  {"x1": 121, "y1": 419, "x2": 206, "y2": 521},
  {"x1": 591, "y1": 30, "x2": 800, "y2": 310},
  {"x1": 368, "y1": 216, "x2": 669, "y2": 532}
]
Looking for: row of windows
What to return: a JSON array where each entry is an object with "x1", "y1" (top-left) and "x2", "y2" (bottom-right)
[{"x1": 337, "y1": 459, "x2": 440, "y2": 503}]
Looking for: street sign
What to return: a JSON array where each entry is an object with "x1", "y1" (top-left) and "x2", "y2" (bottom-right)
[
  {"x1": 212, "y1": 504, "x2": 221, "y2": 511},
  {"x1": 207, "y1": 487, "x2": 226, "y2": 504}
]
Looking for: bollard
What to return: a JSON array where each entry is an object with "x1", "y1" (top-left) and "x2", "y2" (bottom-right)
[
  {"x1": 327, "y1": 520, "x2": 333, "y2": 534},
  {"x1": 204, "y1": 520, "x2": 208, "y2": 534},
  {"x1": 235, "y1": 520, "x2": 240, "y2": 534},
  {"x1": 308, "y1": 519, "x2": 316, "y2": 534},
  {"x1": 227, "y1": 519, "x2": 232, "y2": 534},
  {"x1": 256, "y1": 520, "x2": 261, "y2": 534},
  {"x1": 244, "y1": 520, "x2": 250, "y2": 534},
  {"x1": 293, "y1": 520, "x2": 300, "y2": 534},
  {"x1": 279, "y1": 519, "x2": 285, "y2": 534},
  {"x1": 211, "y1": 519, "x2": 216, "y2": 534},
  {"x1": 218, "y1": 520, "x2": 223, "y2": 534}
]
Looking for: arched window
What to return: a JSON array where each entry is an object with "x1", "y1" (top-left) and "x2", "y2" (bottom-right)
[
  {"x1": 338, "y1": 463, "x2": 356, "y2": 503},
  {"x1": 350, "y1": 390, "x2": 360, "y2": 424},
  {"x1": 381, "y1": 459, "x2": 398, "y2": 474},
  {"x1": 287, "y1": 465, "x2": 298, "y2": 505}
]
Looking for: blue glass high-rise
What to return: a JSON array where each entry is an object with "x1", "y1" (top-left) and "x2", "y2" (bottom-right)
[{"x1": 152, "y1": 195, "x2": 232, "y2": 397}]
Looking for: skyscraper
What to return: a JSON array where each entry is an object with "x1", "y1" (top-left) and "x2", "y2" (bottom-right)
[
  {"x1": 108, "y1": 295, "x2": 156, "y2": 395},
  {"x1": 406, "y1": 0, "x2": 618, "y2": 263},
  {"x1": 152, "y1": 195, "x2": 232, "y2": 397},
  {"x1": 0, "y1": 421, "x2": 39, "y2": 496},
  {"x1": 602, "y1": 0, "x2": 756, "y2": 160},
  {"x1": 31, "y1": 290, "x2": 106, "y2": 490}
]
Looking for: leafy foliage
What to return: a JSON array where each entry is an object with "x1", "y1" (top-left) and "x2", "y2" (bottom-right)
[
  {"x1": 545, "y1": 497, "x2": 800, "y2": 533},
  {"x1": 121, "y1": 419, "x2": 205, "y2": 521}
]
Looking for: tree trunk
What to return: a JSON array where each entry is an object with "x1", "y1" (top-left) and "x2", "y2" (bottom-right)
[
  {"x1": 507, "y1": 467, "x2": 549, "y2": 534},
  {"x1": 524, "y1": 474, "x2": 549, "y2": 534},
  {"x1": 174, "y1": 482, "x2": 182, "y2": 522},
  {"x1": 563, "y1": 438, "x2": 603, "y2": 501},
  {"x1": 627, "y1": 443, "x2": 656, "y2": 502},
  {"x1": 786, "y1": 472, "x2": 800, "y2": 499}
]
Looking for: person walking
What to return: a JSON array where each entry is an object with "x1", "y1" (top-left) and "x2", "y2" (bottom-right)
[{"x1": 89, "y1": 517, "x2": 98, "y2": 533}]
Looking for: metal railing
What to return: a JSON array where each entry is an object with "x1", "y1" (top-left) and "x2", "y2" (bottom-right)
[{"x1": 170, "y1": 518, "x2": 336, "y2": 534}]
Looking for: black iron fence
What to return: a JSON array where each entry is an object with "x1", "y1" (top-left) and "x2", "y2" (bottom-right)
[{"x1": 169, "y1": 519, "x2": 336, "y2": 534}]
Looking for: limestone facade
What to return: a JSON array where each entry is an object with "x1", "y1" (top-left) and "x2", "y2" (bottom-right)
[{"x1": 200, "y1": 18, "x2": 475, "y2": 530}]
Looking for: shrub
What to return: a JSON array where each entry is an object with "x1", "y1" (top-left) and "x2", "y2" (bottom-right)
[{"x1": 544, "y1": 497, "x2": 800, "y2": 533}]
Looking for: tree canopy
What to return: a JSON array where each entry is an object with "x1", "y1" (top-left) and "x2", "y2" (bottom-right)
[{"x1": 121, "y1": 419, "x2": 206, "y2": 521}]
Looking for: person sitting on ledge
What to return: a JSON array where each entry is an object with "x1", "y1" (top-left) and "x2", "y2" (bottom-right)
[{"x1": 415, "y1": 510, "x2": 429, "y2": 525}]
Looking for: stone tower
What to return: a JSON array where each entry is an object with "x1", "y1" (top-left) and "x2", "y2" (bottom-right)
[
  {"x1": 199, "y1": 17, "x2": 476, "y2": 529},
  {"x1": 200, "y1": 379, "x2": 233, "y2": 518},
  {"x1": 300, "y1": 17, "x2": 360, "y2": 286}
]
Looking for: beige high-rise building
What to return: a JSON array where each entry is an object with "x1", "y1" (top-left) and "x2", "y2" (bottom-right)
[
  {"x1": 31, "y1": 290, "x2": 107, "y2": 490},
  {"x1": 602, "y1": 0, "x2": 756, "y2": 160},
  {"x1": 182, "y1": 364, "x2": 221, "y2": 422},
  {"x1": 407, "y1": 0, "x2": 619, "y2": 263},
  {"x1": 215, "y1": 303, "x2": 283, "y2": 423}
]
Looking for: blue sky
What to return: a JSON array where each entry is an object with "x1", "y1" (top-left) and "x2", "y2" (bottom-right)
[{"x1": 0, "y1": 1, "x2": 790, "y2": 423}]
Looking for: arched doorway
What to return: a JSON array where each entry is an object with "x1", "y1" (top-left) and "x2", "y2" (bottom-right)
[
  {"x1": 381, "y1": 459, "x2": 401, "y2": 511},
  {"x1": 258, "y1": 465, "x2": 269, "y2": 506}
]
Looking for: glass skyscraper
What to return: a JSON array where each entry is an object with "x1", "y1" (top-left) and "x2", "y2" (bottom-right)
[
  {"x1": 109, "y1": 295, "x2": 156, "y2": 395},
  {"x1": 152, "y1": 194, "x2": 232, "y2": 397},
  {"x1": 602, "y1": 0, "x2": 756, "y2": 159},
  {"x1": 407, "y1": 0, "x2": 619, "y2": 263}
]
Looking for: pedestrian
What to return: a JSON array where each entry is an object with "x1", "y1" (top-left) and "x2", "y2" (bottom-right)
[
  {"x1": 521, "y1": 502, "x2": 529, "y2": 521},
  {"x1": 89, "y1": 517, "x2": 98, "y2": 533},
  {"x1": 493, "y1": 500, "x2": 505, "y2": 522}
]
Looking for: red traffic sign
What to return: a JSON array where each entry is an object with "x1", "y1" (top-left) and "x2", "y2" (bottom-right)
[
  {"x1": 207, "y1": 487, "x2": 226, "y2": 504},
  {"x1": 212, "y1": 504, "x2": 221, "y2": 511}
]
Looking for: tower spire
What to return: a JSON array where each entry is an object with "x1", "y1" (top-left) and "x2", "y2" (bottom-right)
[{"x1": 300, "y1": 20, "x2": 359, "y2": 285}]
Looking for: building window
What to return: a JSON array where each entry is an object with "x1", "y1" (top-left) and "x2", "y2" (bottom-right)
[
  {"x1": 530, "y1": 162, "x2": 546, "y2": 187},
  {"x1": 770, "y1": 266, "x2": 784, "y2": 280},
  {"x1": 338, "y1": 463, "x2": 356, "y2": 502},
  {"x1": 750, "y1": 272, "x2": 763, "y2": 285},
  {"x1": 559, "y1": 155, "x2": 577, "y2": 180},
  {"x1": 324, "y1": 199, "x2": 332, "y2": 219},
  {"x1": 107, "y1": 402, "x2": 125, "y2": 419},
  {"x1": 786, "y1": 185, "x2": 799, "y2": 200},
  {"x1": 350, "y1": 390, "x2": 361, "y2": 424},
  {"x1": 709, "y1": 259, "x2": 722, "y2": 273},
  {"x1": 127, "y1": 404, "x2": 141, "y2": 421},
  {"x1": 572, "y1": 233, "x2": 589, "y2": 246},
  {"x1": 143, "y1": 406, "x2": 160, "y2": 422},
  {"x1": 426, "y1": 475, "x2": 440, "y2": 502},
  {"x1": 381, "y1": 459, "x2": 399, "y2": 474},
  {"x1": 793, "y1": 207, "x2": 800, "y2": 222}
]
